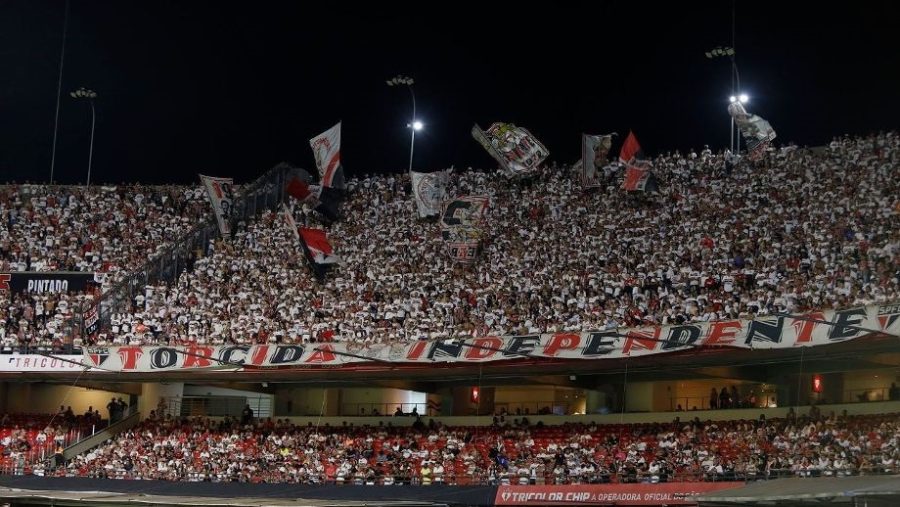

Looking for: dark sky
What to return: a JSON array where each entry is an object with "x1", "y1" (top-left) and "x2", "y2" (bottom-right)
[{"x1": 1, "y1": 1, "x2": 898, "y2": 185}]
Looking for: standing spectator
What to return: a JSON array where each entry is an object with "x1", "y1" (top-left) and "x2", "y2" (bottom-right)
[{"x1": 241, "y1": 404, "x2": 254, "y2": 425}]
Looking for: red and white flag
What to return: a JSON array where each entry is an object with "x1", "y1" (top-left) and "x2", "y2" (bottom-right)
[
  {"x1": 309, "y1": 122, "x2": 344, "y2": 188},
  {"x1": 623, "y1": 164, "x2": 650, "y2": 191},
  {"x1": 299, "y1": 227, "x2": 339, "y2": 265}
]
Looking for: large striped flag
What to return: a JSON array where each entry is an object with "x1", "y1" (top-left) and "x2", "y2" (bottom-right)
[{"x1": 309, "y1": 122, "x2": 345, "y2": 189}]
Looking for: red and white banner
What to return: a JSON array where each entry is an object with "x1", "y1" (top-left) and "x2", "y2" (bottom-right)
[
  {"x1": 309, "y1": 122, "x2": 343, "y2": 188},
  {"x1": 495, "y1": 483, "x2": 742, "y2": 506},
  {"x1": 728, "y1": 102, "x2": 776, "y2": 161},
  {"x1": 199, "y1": 174, "x2": 235, "y2": 235},
  {"x1": 75, "y1": 304, "x2": 900, "y2": 372}
]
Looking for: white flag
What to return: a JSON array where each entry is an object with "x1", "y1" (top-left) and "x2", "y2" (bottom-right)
[
  {"x1": 472, "y1": 122, "x2": 549, "y2": 176},
  {"x1": 581, "y1": 133, "x2": 614, "y2": 187},
  {"x1": 281, "y1": 203, "x2": 301, "y2": 243},
  {"x1": 199, "y1": 174, "x2": 235, "y2": 235},
  {"x1": 309, "y1": 122, "x2": 344, "y2": 188},
  {"x1": 411, "y1": 169, "x2": 451, "y2": 218}
]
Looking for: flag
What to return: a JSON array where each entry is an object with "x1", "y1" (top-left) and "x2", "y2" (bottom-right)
[
  {"x1": 581, "y1": 133, "x2": 615, "y2": 186},
  {"x1": 199, "y1": 174, "x2": 235, "y2": 235},
  {"x1": 441, "y1": 196, "x2": 489, "y2": 263},
  {"x1": 314, "y1": 186, "x2": 342, "y2": 222},
  {"x1": 728, "y1": 102, "x2": 777, "y2": 160},
  {"x1": 472, "y1": 123, "x2": 549, "y2": 176},
  {"x1": 619, "y1": 130, "x2": 643, "y2": 164},
  {"x1": 284, "y1": 167, "x2": 342, "y2": 221},
  {"x1": 285, "y1": 167, "x2": 315, "y2": 201},
  {"x1": 299, "y1": 228, "x2": 339, "y2": 265},
  {"x1": 411, "y1": 169, "x2": 451, "y2": 218},
  {"x1": 281, "y1": 204, "x2": 301, "y2": 243},
  {"x1": 309, "y1": 122, "x2": 345, "y2": 188},
  {"x1": 622, "y1": 163, "x2": 659, "y2": 192},
  {"x1": 83, "y1": 304, "x2": 100, "y2": 336}
]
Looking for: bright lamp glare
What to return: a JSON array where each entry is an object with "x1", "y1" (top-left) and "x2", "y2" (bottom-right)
[
  {"x1": 729, "y1": 96, "x2": 737, "y2": 103},
  {"x1": 739, "y1": 94, "x2": 749, "y2": 103},
  {"x1": 412, "y1": 121, "x2": 424, "y2": 131}
]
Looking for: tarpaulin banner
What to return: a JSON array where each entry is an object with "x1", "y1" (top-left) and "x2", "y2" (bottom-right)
[
  {"x1": 0, "y1": 272, "x2": 98, "y2": 294},
  {"x1": 75, "y1": 304, "x2": 900, "y2": 372},
  {"x1": 472, "y1": 123, "x2": 548, "y2": 176},
  {"x1": 495, "y1": 482, "x2": 743, "y2": 506}
]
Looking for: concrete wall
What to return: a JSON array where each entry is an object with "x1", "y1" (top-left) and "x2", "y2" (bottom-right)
[
  {"x1": 4, "y1": 384, "x2": 129, "y2": 416},
  {"x1": 340, "y1": 387, "x2": 426, "y2": 415},
  {"x1": 842, "y1": 370, "x2": 898, "y2": 402},
  {"x1": 269, "y1": 400, "x2": 900, "y2": 429},
  {"x1": 272, "y1": 387, "x2": 341, "y2": 417},
  {"x1": 138, "y1": 382, "x2": 183, "y2": 417}
]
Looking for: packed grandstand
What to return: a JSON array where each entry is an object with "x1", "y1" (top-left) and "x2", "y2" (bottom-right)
[
  {"x1": 0, "y1": 409, "x2": 892, "y2": 484},
  {"x1": 1, "y1": 132, "x2": 897, "y2": 350},
  {"x1": 0, "y1": 132, "x2": 898, "y2": 507}
]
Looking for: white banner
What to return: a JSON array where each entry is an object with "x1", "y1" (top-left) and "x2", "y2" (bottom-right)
[
  {"x1": 309, "y1": 122, "x2": 343, "y2": 188},
  {"x1": 728, "y1": 102, "x2": 777, "y2": 160},
  {"x1": 1, "y1": 355, "x2": 89, "y2": 372},
  {"x1": 199, "y1": 174, "x2": 235, "y2": 235},
  {"x1": 472, "y1": 123, "x2": 549, "y2": 176},
  {"x1": 411, "y1": 169, "x2": 451, "y2": 217},
  {"x1": 441, "y1": 196, "x2": 489, "y2": 263},
  {"x1": 75, "y1": 304, "x2": 900, "y2": 372},
  {"x1": 581, "y1": 134, "x2": 614, "y2": 186}
]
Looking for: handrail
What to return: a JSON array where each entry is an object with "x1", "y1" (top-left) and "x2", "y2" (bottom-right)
[{"x1": 62, "y1": 410, "x2": 141, "y2": 462}]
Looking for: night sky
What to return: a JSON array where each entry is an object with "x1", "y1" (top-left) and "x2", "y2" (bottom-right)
[{"x1": 1, "y1": 1, "x2": 898, "y2": 185}]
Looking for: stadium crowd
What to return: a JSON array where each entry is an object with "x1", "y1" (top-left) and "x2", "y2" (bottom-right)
[
  {"x1": 93, "y1": 132, "x2": 899, "y2": 346},
  {"x1": 34, "y1": 410, "x2": 900, "y2": 484},
  {"x1": 2, "y1": 132, "x2": 899, "y2": 347},
  {"x1": 0, "y1": 185, "x2": 209, "y2": 349}
]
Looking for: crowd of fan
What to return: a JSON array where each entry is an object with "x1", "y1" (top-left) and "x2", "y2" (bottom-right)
[
  {"x1": 2, "y1": 133, "x2": 899, "y2": 347},
  {"x1": 90, "y1": 132, "x2": 899, "y2": 346},
  {"x1": 0, "y1": 185, "x2": 209, "y2": 349},
  {"x1": 38, "y1": 409, "x2": 900, "y2": 483},
  {"x1": 0, "y1": 412, "x2": 102, "y2": 474}
]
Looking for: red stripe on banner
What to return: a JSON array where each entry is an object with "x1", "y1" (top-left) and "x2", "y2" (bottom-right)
[{"x1": 323, "y1": 153, "x2": 341, "y2": 187}]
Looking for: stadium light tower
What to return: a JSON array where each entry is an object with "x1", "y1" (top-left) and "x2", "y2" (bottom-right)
[
  {"x1": 386, "y1": 75, "x2": 421, "y2": 172},
  {"x1": 707, "y1": 46, "x2": 742, "y2": 153},
  {"x1": 729, "y1": 93, "x2": 749, "y2": 154},
  {"x1": 70, "y1": 87, "x2": 98, "y2": 187}
]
